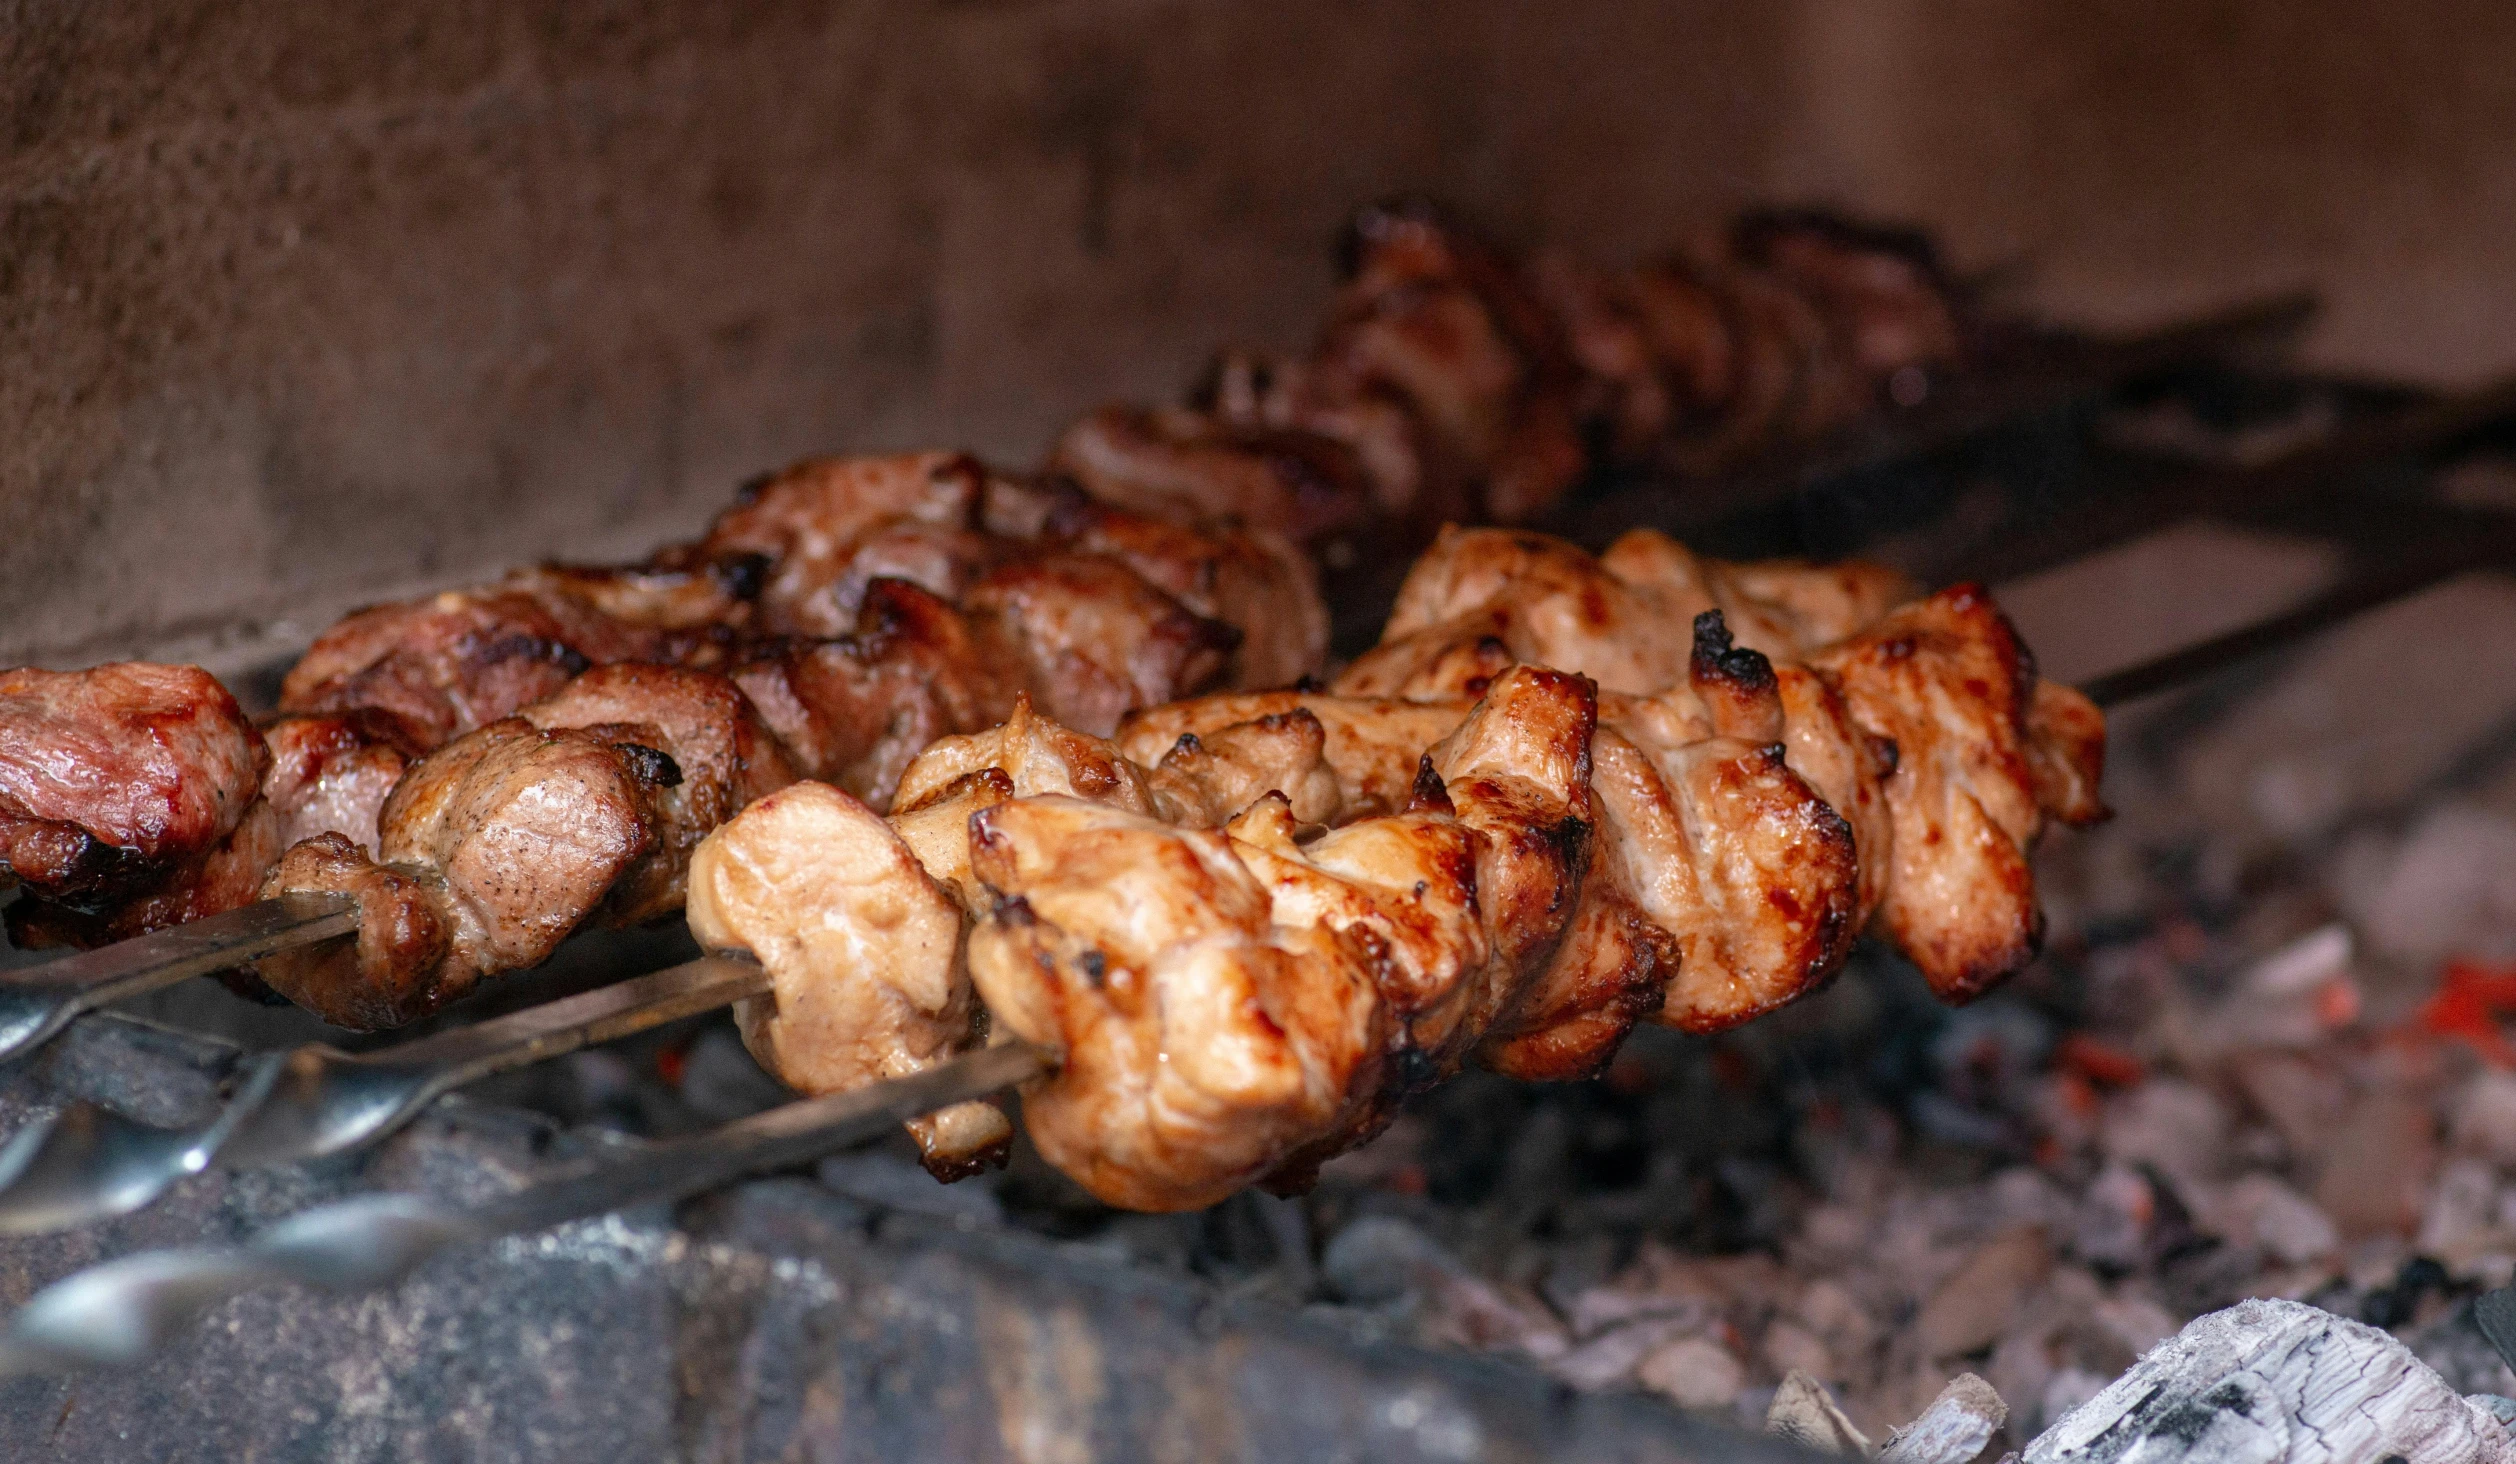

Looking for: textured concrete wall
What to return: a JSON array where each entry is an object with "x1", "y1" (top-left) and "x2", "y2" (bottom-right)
[{"x1": 5, "y1": 0, "x2": 2514, "y2": 667}]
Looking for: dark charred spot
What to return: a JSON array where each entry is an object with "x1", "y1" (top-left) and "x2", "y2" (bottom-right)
[
  {"x1": 732, "y1": 469, "x2": 776, "y2": 505},
  {"x1": 475, "y1": 633, "x2": 592, "y2": 677},
  {"x1": 1412, "y1": 880, "x2": 1428, "y2": 899},
  {"x1": 712, "y1": 552, "x2": 772, "y2": 602},
  {"x1": 1170, "y1": 732, "x2": 1203, "y2": 756},
  {"x1": 1690, "y1": 610, "x2": 1779, "y2": 698},
  {"x1": 1076, "y1": 949, "x2": 1107, "y2": 986},
  {"x1": 1292, "y1": 674, "x2": 1325, "y2": 693},
  {"x1": 1869, "y1": 734, "x2": 1900, "y2": 777},
  {"x1": 612, "y1": 743, "x2": 683, "y2": 788},
  {"x1": 1880, "y1": 636, "x2": 1915, "y2": 661},
  {"x1": 1072, "y1": 757, "x2": 1120, "y2": 798},
  {"x1": 989, "y1": 889, "x2": 1033, "y2": 924},
  {"x1": 1766, "y1": 887, "x2": 1803, "y2": 920},
  {"x1": 1407, "y1": 757, "x2": 1455, "y2": 816}
]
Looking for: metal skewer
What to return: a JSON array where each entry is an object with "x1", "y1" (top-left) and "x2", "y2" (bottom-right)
[
  {"x1": 0, "y1": 893, "x2": 357, "y2": 1064},
  {"x1": 0, "y1": 952, "x2": 770, "y2": 1235},
  {"x1": 0, "y1": 1039, "x2": 1050, "y2": 1375}
]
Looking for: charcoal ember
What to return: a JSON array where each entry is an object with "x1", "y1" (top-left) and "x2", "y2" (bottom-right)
[
  {"x1": 2338, "y1": 805, "x2": 2516, "y2": 964},
  {"x1": 1635, "y1": 1336, "x2": 1749, "y2": 1412},
  {"x1": 1876, "y1": 1372, "x2": 2005, "y2": 1464},
  {"x1": 1916, "y1": 1224, "x2": 2053, "y2": 1360},
  {"x1": 2098, "y1": 1079, "x2": 2230, "y2": 1191},
  {"x1": 2202, "y1": 1172, "x2": 2342, "y2": 1266},
  {"x1": 1553, "y1": 1315, "x2": 1714, "y2": 1392},
  {"x1": 2407, "y1": 1299, "x2": 2516, "y2": 1398},
  {"x1": 2315, "y1": 1086, "x2": 2442, "y2": 1239},
  {"x1": 2416, "y1": 1157, "x2": 2508, "y2": 1273},
  {"x1": 2451, "y1": 1071, "x2": 2516, "y2": 1166},
  {"x1": 675, "y1": 1024, "x2": 788, "y2": 1124},
  {"x1": 1765, "y1": 1370, "x2": 1873, "y2": 1457},
  {"x1": 2227, "y1": 1050, "x2": 2351, "y2": 1172}
]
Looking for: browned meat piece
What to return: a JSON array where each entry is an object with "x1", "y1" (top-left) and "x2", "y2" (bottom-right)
[
  {"x1": 517, "y1": 665, "x2": 799, "y2": 923},
  {"x1": 892, "y1": 694, "x2": 1166, "y2": 819},
  {"x1": 1312, "y1": 203, "x2": 1588, "y2": 523},
  {"x1": 1202, "y1": 349, "x2": 1461, "y2": 525},
  {"x1": 1044, "y1": 495, "x2": 1328, "y2": 692},
  {"x1": 687, "y1": 782, "x2": 1011, "y2": 1179},
  {"x1": 962, "y1": 551, "x2": 1240, "y2": 737},
  {"x1": 281, "y1": 584, "x2": 695, "y2": 749},
  {"x1": 1808, "y1": 586, "x2": 2107, "y2": 999},
  {"x1": 260, "y1": 709, "x2": 431, "y2": 852},
  {"x1": 1047, "y1": 405, "x2": 1375, "y2": 546},
  {"x1": 1138, "y1": 709, "x2": 1342, "y2": 829},
  {"x1": 0, "y1": 664, "x2": 268, "y2": 908},
  {"x1": 257, "y1": 719, "x2": 672, "y2": 1029},
  {"x1": 1529, "y1": 250, "x2": 1739, "y2": 465},
  {"x1": 6, "y1": 801, "x2": 284, "y2": 952},
  {"x1": 1733, "y1": 209, "x2": 1964, "y2": 391},
  {"x1": 1338, "y1": 526, "x2": 1915, "y2": 698},
  {"x1": 733, "y1": 580, "x2": 1024, "y2": 812},
  {"x1": 687, "y1": 452, "x2": 999, "y2": 639}
]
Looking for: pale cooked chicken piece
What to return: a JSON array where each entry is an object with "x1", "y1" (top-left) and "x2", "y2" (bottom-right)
[
  {"x1": 893, "y1": 694, "x2": 1166, "y2": 819},
  {"x1": 517, "y1": 665, "x2": 800, "y2": 923},
  {"x1": 1480, "y1": 615, "x2": 1861, "y2": 1074},
  {"x1": 0, "y1": 663, "x2": 268, "y2": 907},
  {"x1": 1344, "y1": 527, "x2": 1915, "y2": 699},
  {"x1": 1334, "y1": 527, "x2": 2103, "y2": 1001},
  {"x1": 1808, "y1": 586, "x2": 2106, "y2": 998},
  {"x1": 687, "y1": 781, "x2": 1012, "y2": 1179},
  {"x1": 963, "y1": 665, "x2": 1595, "y2": 1209},
  {"x1": 965, "y1": 794, "x2": 1388, "y2": 1212},
  {"x1": 1117, "y1": 692, "x2": 1469, "y2": 818},
  {"x1": 257, "y1": 718, "x2": 673, "y2": 1029},
  {"x1": 1339, "y1": 527, "x2": 1912, "y2": 700},
  {"x1": 1137, "y1": 709, "x2": 1342, "y2": 829}
]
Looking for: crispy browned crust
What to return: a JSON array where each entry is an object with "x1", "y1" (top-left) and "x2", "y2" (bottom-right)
[{"x1": 0, "y1": 663, "x2": 268, "y2": 907}]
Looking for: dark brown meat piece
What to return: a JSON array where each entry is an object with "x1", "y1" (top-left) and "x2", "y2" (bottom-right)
[
  {"x1": 277, "y1": 568, "x2": 740, "y2": 750},
  {"x1": 0, "y1": 663, "x2": 268, "y2": 907},
  {"x1": 261, "y1": 708, "x2": 431, "y2": 852},
  {"x1": 1047, "y1": 404, "x2": 1375, "y2": 546},
  {"x1": 517, "y1": 664, "x2": 800, "y2": 923},
  {"x1": 257, "y1": 718, "x2": 672, "y2": 1028}
]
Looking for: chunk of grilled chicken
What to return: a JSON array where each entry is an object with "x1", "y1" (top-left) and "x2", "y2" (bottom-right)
[
  {"x1": 965, "y1": 665, "x2": 1594, "y2": 1210},
  {"x1": 1339, "y1": 525, "x2": 1916, "y2": 696},
  {"x1": 1125, "y1": 621, "x2": 1870, "y2": 1073},
  {"x1": 686, "y1": 782, "x2": 1013, "y2": 1180},
  {"x1": 1805, "y1": 586, "x2": 2106, "y2": 998},
  {"x1": 257, "y1": 667, "x2": 793, "y2": 1029},
  {"x1": 1332, "y1": 527, "x2": 2105, "y2": 1000}
]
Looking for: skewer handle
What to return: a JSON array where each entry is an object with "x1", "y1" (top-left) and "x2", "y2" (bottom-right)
[
  {"x1": 0, "y1": 894, "x2": 359, "y2": 1064},
  {"x1": 0, "y1": 1040, "x2": 1048, "y2": 1374},
  {"x1": 0, "y1": 954, "x2": 772, "y2": 1235}
]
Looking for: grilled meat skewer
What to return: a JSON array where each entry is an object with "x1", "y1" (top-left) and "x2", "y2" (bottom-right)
[{"x1": 688, "y1": 550, "x2": 2101, "y2": 1210}]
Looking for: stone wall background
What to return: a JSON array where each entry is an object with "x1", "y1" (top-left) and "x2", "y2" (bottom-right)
[{"x1": 6, "y1": 0, "x2": 2513, "y2": 666}]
